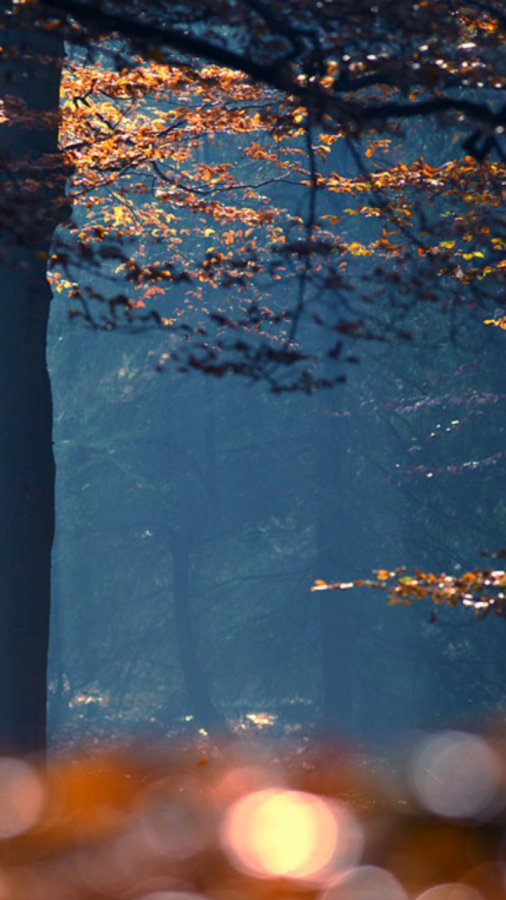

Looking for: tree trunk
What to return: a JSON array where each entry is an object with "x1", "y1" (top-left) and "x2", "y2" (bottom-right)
[{"x1": 0, "y1": 5, "x2": 65, "y2": 753}]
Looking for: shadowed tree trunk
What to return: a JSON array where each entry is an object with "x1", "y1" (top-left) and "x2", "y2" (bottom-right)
[{"x1": 0, "y1": 4, "x2": 65, "y2": 753}]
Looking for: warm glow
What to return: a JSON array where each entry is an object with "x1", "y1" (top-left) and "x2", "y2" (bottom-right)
[
  {"x1": 0, "y1": 758, "x2": 45, "y2": 839},
  {"x1": 221, "y1": 787, "x2": 362, "y2": 882},
  {"x1": 137, "y1": 894, "x2": 210, "y2": 900},
  {"x1": 414, "y1": 885, "x2": 483, "y2": 900}
]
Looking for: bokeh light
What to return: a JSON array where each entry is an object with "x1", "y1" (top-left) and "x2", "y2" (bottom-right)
[
  {"x1": 135, "y1": 893, "x2": 210, "y2": 900},
  {"x1": 457, "y1": 862, "x2": 506, "y2": 898},
  {"x1": 409, "y1": 731, "x2": 500, "y2": 819},
  {"x1": 414, "y1": 884, "x2": 483, "y2": 900},
  {"x1": 220, "y1": 787, "x2": 362, "y2": 883},
  {"x1": 0, "y1": 758, "x2": 45, "y2": 838},
  {"x1": 0, "y1": 741, "x2": 504, "y2": 899},
  {"x1": 138, "y1": 794, "x2": 207, "y2": 860},
  {"x1": 321, "y1": 865, "x2": 408, "y2": 900},
  {"x1": 213, "y1": 764, "x2": 279, "y2": 805}
]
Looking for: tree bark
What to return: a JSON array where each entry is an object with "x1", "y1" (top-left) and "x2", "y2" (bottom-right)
[{"x1": 0, "y1": 5, "x2": 65, "y2": 753}]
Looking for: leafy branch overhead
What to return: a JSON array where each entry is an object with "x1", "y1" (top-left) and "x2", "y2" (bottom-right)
[
  {"x1": 37, "y1": 0, "x2": 506, "y2": 141},
  {"x1": 0, "y1": 0, "x2": 503, "y2": 390}
]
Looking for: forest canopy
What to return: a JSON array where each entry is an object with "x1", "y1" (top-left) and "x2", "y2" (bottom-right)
[{"x1": 3, "y1": 0, "x2": 506, "y2": 387}]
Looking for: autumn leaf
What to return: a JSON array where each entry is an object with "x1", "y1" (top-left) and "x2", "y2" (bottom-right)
[{"x1": 375, "y1": 570, "x2": 393, "y2": 581}]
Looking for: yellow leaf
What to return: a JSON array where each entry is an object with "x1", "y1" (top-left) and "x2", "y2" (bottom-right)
[
  {"x1": 112, "y1": 206, "x2": 131, "y2": 227},
  {"x1": 375, "y1": 570, "x2": 392, "y2": 581}
]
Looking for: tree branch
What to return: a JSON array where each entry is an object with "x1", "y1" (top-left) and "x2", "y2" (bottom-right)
[{"x1": 39, "y1": 0, "x2": 506, "y2": 135}]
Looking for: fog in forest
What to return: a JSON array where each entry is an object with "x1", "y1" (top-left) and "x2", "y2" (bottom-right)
[
  {"x1": 42, "y1": 47, "x2": 506, "y2": 752},
  {"x1": 46, "y1": 291, "x2": 506, "y2": 749}
]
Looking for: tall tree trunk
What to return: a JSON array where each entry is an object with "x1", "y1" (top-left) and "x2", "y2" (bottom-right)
[{"x1": 0, "y1": 5, "x2": 65, "y2": 753}]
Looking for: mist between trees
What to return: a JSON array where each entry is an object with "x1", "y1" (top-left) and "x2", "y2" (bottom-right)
[{"x1": 0, "y1": 1, "x2": 504, "y2": 756}]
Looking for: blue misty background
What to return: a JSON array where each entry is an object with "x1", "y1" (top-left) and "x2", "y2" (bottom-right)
[
  {"x1": 46, "y1": 296, "x2": 506, "y2": 749},
  {"x1": 46, "y1": 58, "x2": 506, "y2": 748}
]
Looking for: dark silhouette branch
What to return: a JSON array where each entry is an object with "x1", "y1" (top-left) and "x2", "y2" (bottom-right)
[{"x1": 38, "y1": 0, "x2": 506, "y2": 138}]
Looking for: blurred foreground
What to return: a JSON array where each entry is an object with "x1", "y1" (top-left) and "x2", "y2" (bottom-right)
[{"x1": 0, "y1": 732, "x2": 506, "y2": 898}]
